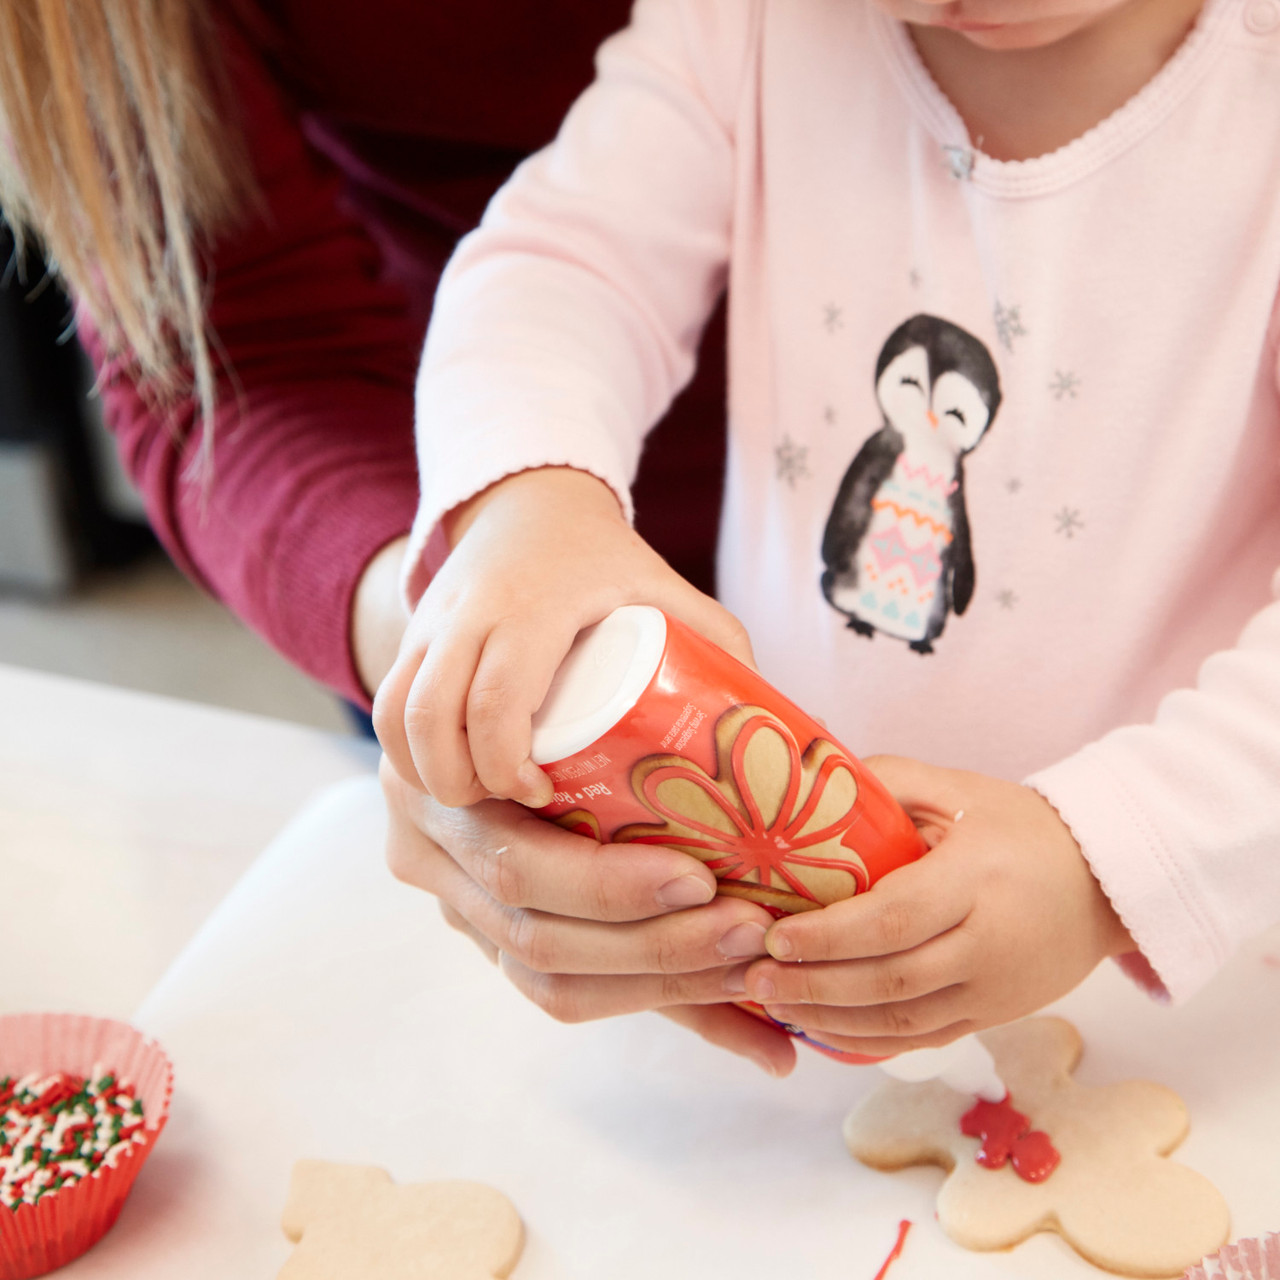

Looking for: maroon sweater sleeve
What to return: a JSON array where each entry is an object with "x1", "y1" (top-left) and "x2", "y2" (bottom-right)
[{"x1": 78, "y1": 27, "x2": 422, "y2": 708}]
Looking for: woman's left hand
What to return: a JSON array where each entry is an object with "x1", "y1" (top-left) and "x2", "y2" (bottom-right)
[{"x1": 742, "y1": 757, "x2": 1136, "y2": 1059}]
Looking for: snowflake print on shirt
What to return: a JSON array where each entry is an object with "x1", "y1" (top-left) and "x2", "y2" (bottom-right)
[
  {"x1": 993, "y1": 301, "x2": 1027, "y2": 352},
  {"x1": 1055, "y1": 507, "x2": 1085, "y2": 538},
  {"x1": 775, "y1": 436, "x2": 810, "y2": 487},
  {"x1": 822, "y1": 315, "x2": 1002, "y2": 653},
  {"x1": 1049, "y1": 369, "x2": 1081, "y2": 400}
]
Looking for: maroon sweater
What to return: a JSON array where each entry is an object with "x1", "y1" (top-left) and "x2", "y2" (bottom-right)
[{"x1": 83, "y1": 1, "x2": 725, "y2": 708}]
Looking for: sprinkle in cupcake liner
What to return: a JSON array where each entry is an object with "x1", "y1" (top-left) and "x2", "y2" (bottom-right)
[{"x1": 0, "y1": 1066, "x2": 146, "y2": 1211}]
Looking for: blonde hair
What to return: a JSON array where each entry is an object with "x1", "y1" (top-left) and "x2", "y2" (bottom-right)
[{"x1": 0, "y1": 0, "x2": 251, "y2": 434}]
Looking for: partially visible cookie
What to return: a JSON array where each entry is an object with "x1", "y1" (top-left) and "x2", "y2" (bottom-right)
[
  {"x1": 279, "y1": 1160, "x2": 523, "y2": 1280},
  {"x1": 843, "y1": 1017, "x2": 1229, "y2": 1278}
]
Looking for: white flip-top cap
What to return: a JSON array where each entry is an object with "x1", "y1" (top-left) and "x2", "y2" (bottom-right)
[{"x1": 529, "y1": 605, "x2": 668, "y2": 765}]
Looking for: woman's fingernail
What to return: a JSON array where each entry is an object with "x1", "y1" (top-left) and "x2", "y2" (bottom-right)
[
  {"x1": 717, "y1": 921, "x2": 768, "y2": 959},
  {"x1": 767, "y1": 931, "x2": 795, "y2": 960},
  {"x1": 752, "y1": 975, "x2": 776, "y2": 1001},
  {"x1": 722, "y1": 964, "x2": 749, "y2": 996},
  {"x1": 656, "y1": 875, "x2": 716, "y2": 909},
  {"x1": 750, "y1": 1052, "x2": 781, "y2": 1078}
]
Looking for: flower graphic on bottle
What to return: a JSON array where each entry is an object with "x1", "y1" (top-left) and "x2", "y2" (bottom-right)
[
  {"x1": 616, "y1": 705, "x2": 869, "y2": 913},
  {"x1": 551, "y1": 810, "x2": 602, "y2": 842}
]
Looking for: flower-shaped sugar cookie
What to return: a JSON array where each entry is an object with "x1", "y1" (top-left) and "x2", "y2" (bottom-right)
[
  {"x1": 279, "y1": 1161, "x2": 523, "y2": 1280},
  {"x1": 616, "y1": 704, "x2": 869, "y2": 913},
  {"x1": 844, "y1": 1017, "x2": 1229, "y2": 1277}
]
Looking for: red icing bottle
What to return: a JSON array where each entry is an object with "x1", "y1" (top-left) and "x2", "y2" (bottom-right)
[{"x1": 528, "y1": 605, "x2": 928, "y2": 1063}]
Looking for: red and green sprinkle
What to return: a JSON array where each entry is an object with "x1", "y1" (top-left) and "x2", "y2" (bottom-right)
[{"x1": 0, "y1": 1067, "x2": 146, "y2": 1210}]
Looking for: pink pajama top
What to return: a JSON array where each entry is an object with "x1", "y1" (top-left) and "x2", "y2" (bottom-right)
[{"x1": 410, "y1": 0, "x2": 1280, "y2": 1002}]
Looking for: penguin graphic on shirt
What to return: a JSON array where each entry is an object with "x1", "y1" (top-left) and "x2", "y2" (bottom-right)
[{"x1": 821, "y1": 314, "x2": 1001, "y2": 653}]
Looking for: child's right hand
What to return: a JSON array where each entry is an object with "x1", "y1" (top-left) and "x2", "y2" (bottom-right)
[{"x1": 374, "y1": 465, "x2": 755, "y2": 808}]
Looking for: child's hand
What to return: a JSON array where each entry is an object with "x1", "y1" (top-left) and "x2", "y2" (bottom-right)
[
  {"x1": 374, "y1": 466, "x2": 754, "y2": 808},
  {"x1": 380, "y1": 757, "x2": 796, "y2": 1076},
  {"x1": 742, "y1": 757, "x2": 1136, "y2": 1059}
]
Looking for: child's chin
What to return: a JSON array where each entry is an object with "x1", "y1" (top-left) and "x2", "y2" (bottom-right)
[{"x1": 946, "y1": 17, "x2": 1090, "y2": 53}]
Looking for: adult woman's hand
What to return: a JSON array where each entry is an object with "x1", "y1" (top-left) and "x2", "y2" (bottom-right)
[
  {"x1": 370, "y1": 466, "x2": 794, "y2": 1072},
  {"x1": 379, "y1": 755, "x2": 795, "y2": 1075}
]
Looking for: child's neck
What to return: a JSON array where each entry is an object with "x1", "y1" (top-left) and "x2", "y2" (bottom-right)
[{"x1": 908, "y1": 0, "x2": 1206, "y2": 162}]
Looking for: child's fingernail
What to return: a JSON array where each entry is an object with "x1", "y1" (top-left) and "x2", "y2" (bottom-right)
[
  {"x1": 767, "y1": 931, "x2": 795, "y2": 960},
  {"x1": 722, "y1": 964, "x2": 749, "y2": 996},
  {"x1": 717, "y1": 922, "x2": 768, "y2": 959},
  {"x1": 517, "y1": 761, "x2": 553, "y2": 807},
  {"x1": 657, "y1": 875, "x2": 716, "y2": 909},
  {"x1": 750, "y1": 1052, "x2": 781, "y2": 1078}
]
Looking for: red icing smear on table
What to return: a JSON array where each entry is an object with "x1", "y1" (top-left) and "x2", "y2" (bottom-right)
[
  {"x1": 872, "y1": 1219, "x2": 912, "y2": 1280},
  {"x1": 960, "y1": 1095, "x2": 1060, "y2": 1183}
]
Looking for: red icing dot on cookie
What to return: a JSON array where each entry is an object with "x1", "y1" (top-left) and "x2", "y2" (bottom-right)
[
  {"x1": 960, "y1": 1096, "x2": 1028, "y2": 1168},
  {"x1": 959, "y1": 1094, "x2": 1059, "y2": 1183},
  {"x1": 1009, "y1": 1128, "x2": 1060, "y2": 1183}
]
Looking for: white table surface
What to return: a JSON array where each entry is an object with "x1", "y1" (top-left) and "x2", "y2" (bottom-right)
[
  {"x1": 4, "y1": 664, "x2": 1278, "y2": 1277},
  {"x1": 0, "y1": 663, "x2": 379, "y2": 1018},
  {"x1": 57, "y1": 778, "x2": 1280, "y2": 1280}
]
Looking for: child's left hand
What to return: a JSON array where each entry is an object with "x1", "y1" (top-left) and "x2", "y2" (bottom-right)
[{"x1": 743, "y1": 757, "x2": 1137, "y2": 1059}]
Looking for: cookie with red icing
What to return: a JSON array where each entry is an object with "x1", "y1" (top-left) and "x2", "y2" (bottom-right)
[{"x1": 843, "y1": 1017, "x2": 1229, "y2": 1277}]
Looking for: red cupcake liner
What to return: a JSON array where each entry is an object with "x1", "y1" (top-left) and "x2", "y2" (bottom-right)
[
  {"x1": 1186, "y1": 1233, "x2": 1280, "y2": 1280},
  {"x1": 0, "y1": 1014, "x2": 172, "y2": 1280}
]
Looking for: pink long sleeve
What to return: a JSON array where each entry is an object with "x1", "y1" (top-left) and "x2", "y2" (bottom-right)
[
  {"x1": 407, "y1": 0, "x2": 752, "y2": 596},
  {"x1": 1026, "y1": 553, "x2": 1280, "y2": 1001}
]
